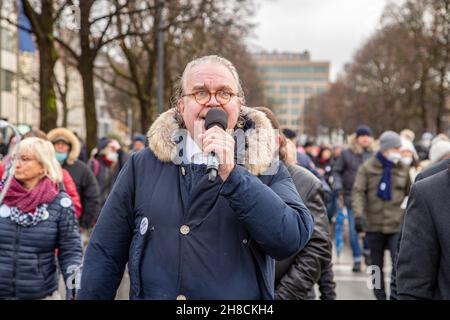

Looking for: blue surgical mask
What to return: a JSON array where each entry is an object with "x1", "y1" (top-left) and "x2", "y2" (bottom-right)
[{"x1": 55, "y1": 152, "x2": 68, "y2": 164}]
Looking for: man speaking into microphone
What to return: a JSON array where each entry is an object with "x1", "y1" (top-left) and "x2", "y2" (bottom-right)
[{"x1": 78, "y1": 55, "x2": 314, "y2": 300}]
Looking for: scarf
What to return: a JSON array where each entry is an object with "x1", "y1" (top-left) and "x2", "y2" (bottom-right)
[
  {"x1": 376, "y1": 152, "x2": 394, "y2": 201},
  {"x1": 1, "y1": 177, "x2": 59, "y2": 214},
  {"x1": 101, "y1": 155, "x2": 114, "y2": 167}
]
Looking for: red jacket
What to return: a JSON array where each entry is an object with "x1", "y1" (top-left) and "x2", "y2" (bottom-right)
[
  {"x1": 0, "y1": 164, "x2": 82, "y2": 219},
  {"x1": 62, "y1": 169, "x2": 82, "y2": 219}
]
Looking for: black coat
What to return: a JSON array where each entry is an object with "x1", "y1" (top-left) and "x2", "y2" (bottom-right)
[
  {"x1": 64, "y1": 160, "x2": 100, "y2": 229},
  {"x1": 390, "y1": 158, "x2": 450, "y2": 299},
  {"x1": 275, "y1": 165, "x2": 335, "y2": 300},
  {"x1": 396, "y1": 167, "x2": 450, "y2": 299},
  {"x1": 332, "y1": 137, "x2": 373, "y2": 208},
  {"x1": 0, "y1": 192, "x2": 83, "y2": 299}
]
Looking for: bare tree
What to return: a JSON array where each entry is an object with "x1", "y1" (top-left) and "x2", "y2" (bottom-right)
[
  {"x1": 10, "y1": 0, "x2": 70, "y2": 131},
  {"x1": 54, "y1": 0, "x2": 146, "y2": 152}
]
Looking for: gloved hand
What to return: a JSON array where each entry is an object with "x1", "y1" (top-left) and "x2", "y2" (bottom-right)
[{"x1": 354, "y1": 217, "x2": 365, "y2": 233}]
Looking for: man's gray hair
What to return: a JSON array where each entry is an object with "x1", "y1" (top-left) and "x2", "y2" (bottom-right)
[{"x1": 172, "y1": 55, "x2": 246, "y2": 108}]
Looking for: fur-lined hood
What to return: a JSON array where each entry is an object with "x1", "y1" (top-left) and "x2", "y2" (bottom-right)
[
  {"x1": 147, "y1": 106, "x2": 276, "y2": 176},
  {"x1": 47, "y1": 128, "x2": 80, "y2": 165},
  {"x1": 348, "y1": 133, "x2": 377, "y2": 155}
]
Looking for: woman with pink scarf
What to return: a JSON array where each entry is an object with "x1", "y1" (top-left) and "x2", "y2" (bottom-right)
[{"x1": 0, "y1": 137, "x2": 82, "y2": 300}]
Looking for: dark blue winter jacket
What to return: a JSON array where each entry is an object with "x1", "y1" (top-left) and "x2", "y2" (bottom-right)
[
  {"x1": 0, "y1": 192, "x2": 83, "y2": 300},
  {"x1": 78, "y1": 107, "x2": 314, "y2": 300}
]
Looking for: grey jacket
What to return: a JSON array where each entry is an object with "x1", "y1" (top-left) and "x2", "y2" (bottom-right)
[{"x1": 275, "y1": 165, "x2": 336, "y2": 300}]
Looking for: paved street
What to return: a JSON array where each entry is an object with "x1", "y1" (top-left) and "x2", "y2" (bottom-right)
[{"x1": 329, "y1": 221, "x2": 392, "y2": 300}]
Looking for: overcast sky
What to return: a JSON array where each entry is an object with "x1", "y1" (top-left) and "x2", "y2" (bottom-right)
[{"x1": 250, "y1": 0, "x2": 391, "y2": 81}]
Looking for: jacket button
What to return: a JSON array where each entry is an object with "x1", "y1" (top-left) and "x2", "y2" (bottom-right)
[
  {"x1": 180, "y1": 225, "x2": 190, "y2": 235},
  {"x1": 181, "y1": 167, "x2": 186, "y2": 176},
  {"x1": 242, "y1": 239, "x2": 248, "y2": 245},
  {"x1": 176, "y1": 294, "x2": 186, "y2": 300}
]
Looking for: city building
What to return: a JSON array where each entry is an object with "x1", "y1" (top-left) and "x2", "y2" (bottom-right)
[
  {"x1": 253, "y1": 51, "x2": 330, "y2": 135},
  {"x1": 0, "y1": 1, "x2": 19, "y2": 124}
]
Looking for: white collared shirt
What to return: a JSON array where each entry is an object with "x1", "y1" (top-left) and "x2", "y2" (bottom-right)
[{"x1": 185, "y1": 134, "x2": 207, "y2": 165}]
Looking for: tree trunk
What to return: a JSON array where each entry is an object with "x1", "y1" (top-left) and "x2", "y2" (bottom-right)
[
  {"x1": 80, "y1": 62, "x2": 98, "y2": 155},
  {"x1": 38, "y1": 41, "x2": 58, "y2": 132},
  {"x1": 436, "y1": 67, "x2": 447, "y2": 133},
  {"x1": 139, "y1": 97, "x2": 151, "y2": 134},
  {"x1": 22, "y1": 0, "x2": 58, "y2": 131},
  {"x1": 61, "y1": 95, "x2": 68, "y2": 127},
  {"x1": 419, "y1": 67, "x2": 429, "y2": 132}
]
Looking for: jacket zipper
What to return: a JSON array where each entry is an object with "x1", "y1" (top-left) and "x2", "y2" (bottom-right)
[{"x1": 12, "y1": 224, "x2": 20, "y2": 299}]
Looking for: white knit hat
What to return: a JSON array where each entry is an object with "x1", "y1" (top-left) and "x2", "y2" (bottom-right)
[
  {"x1": 401, "y1": 137, "x2": 418, "y2": 160},
  {"x1": 429, "y1": 140, "x2": 450, "y2": 164}
]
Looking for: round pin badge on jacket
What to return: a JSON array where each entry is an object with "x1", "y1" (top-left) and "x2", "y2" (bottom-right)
[
  {"x1": 140, "y1": 217, "x2": 149, "y2": 235},
  {"x1": 60, "y1": 198, "x2": 72, "y2": 208},
  {"x1": 0, "y1": 204, "x2": 11, "y2": 218},
  {"x1": 42, "y1": 210, "x2": 49, "y2": 220}
]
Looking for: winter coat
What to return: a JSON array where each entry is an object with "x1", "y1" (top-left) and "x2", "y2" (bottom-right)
[
  {"x1": 62, "y1": 169, "x2": 82, "y2": 219},
  {"x1": 390, "y1": 157, "x2": 450, "y2": 300},
  {"x1": 275, "y1": 165, "x2": 335, "y2": 300},
  {"x1": 88, "y1": 157, "x2": 116, "y2": 208},
  {"x1": 47, "y1": 128, "x2": 100, "y2": 229},
  {"x1": 89, "y1": 148, "x2": 129, "y2": 208},
  {"x1": 0, "y1": 191, "x2": 82, "y2": 300},
  {"x1": 352, "y1": 155, "x2": 411, "y2": 234},
  {"x1": 415, "y1": 158, "x2": 450, "y2": 182},
  {"x1": 397, "y1": 167, "x2": 450, "y2": 299},
  {"x1": 78, "y1": 106, "x2": 314, "y2": 300},
  {"x1": 332, "y1": 134, "x2": 374, "y2": 208}
]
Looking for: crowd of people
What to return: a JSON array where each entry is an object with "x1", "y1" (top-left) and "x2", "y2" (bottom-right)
[{"x1": 0, "y1": 54, "x2": 449, "y2": 300}]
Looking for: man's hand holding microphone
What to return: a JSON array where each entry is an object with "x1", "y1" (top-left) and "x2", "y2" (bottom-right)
[{"x1": 200, "y1": 107, "x2": 235, "y2": 182}]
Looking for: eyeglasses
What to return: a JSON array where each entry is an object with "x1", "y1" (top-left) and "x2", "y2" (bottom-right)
[
  {"x1": 17, "y1": 155, "x2": 37, "y2": 164},
  {"x1": 181, "y1": 90, "x2": 239, "y2": 105}
]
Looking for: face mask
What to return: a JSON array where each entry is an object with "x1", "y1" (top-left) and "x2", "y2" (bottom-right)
[
  {"x1": 401, "y1": 157, "x2": 413, "y2": 166},
  {"x1": 106, "y1": 152, "x2": 118, "y2": 163},
  {"x1": 387, "y1": 152, "x2": 402, "y2": 164},
  {"x1": 55, "y1": 152, "x2": 68, "y2": 164}
]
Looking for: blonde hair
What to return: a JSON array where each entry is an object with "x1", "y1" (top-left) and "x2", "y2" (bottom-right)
[{"x1": 18, "y1": 137, "x2": 63, "y2": 183}]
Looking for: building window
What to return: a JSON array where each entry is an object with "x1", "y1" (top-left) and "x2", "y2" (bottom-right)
[
  {"x1": 304, "y1": 86, "x2": 313, "y2": 94},
  {"x1": 1, "y1": 27, "x2": 15, "y2": 52},
  {"x1": 292, "y1": 86, "x2": 301, "y2": 94},
  {"x1": 279, "y1": 85, "x2": 288, "y2": 94},
  {"x1": 1, "y1": 69, "x2": 14, "y2": 92},
  {"x1": 292, "y1": 98, "x2": 301, "y2": 105},
  {"x1": 277, "y1": 108, "x2": 288, "y2": 115},
  {"x1": 291, "y1": 108, "x2": 301, "y2": 115}
]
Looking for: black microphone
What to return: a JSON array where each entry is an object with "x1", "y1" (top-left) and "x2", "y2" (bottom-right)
[{"x1": 204, "y1": 107, "x2": 228, "y2": 182}]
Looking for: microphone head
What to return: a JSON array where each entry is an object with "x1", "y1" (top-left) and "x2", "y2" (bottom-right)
[{"x1": 205, "y1": 107, "x2": 228, "y2": 130}]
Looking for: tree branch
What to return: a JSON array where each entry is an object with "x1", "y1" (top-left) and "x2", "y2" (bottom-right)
[
  {"x1": 54, "y1": 36, "x2": 80, "y2": 63},
  {"x1": 94, "y1": 71, "x2": 137, "y2": 98}
]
